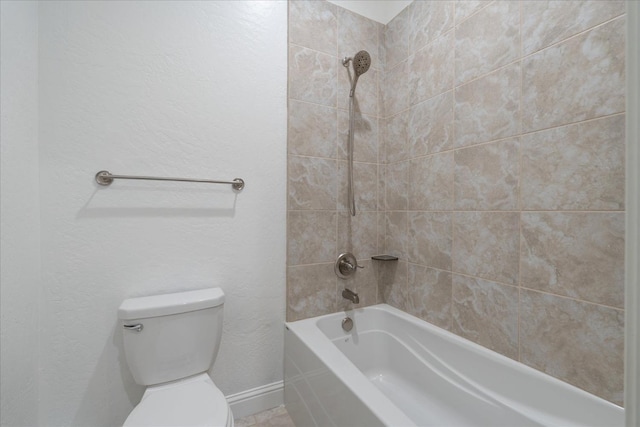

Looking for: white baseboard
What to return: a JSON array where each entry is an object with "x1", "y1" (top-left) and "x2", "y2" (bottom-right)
[{"x1": 225, "y1": 380, "x2": 284, "y2": 419}]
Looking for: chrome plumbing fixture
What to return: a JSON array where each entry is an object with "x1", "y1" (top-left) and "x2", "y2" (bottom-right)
[
  {"x1": 342, "y1": 50, "x2": 371, "y2": 97},
  {"x1": 335, "y1": 252, "x2": 363, "y2": 279},
  {"x1": 123, "y1": 323, "x2": 143, "y2": 332},
  {"x1": 342, "y1": 316, "x2": 354, "y2": 332},
  {"x1": 95, "y1": 170, "x2": 245, "y2": 190},
  {"x1": 342, "y1": 289, "x2": 360, "y2": 304},
  {"x1": 342, "y1": 50, "x2": 371, "y2": 216}
]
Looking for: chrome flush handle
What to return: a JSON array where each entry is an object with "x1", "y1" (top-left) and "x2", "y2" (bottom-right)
[{"x1": 123, "y1": 324, "x2": 143, "y2": 332}]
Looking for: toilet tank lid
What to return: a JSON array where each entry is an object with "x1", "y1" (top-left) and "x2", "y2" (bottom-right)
[{"x1": 118, "y1": 288, "x2": 225, "y2": 320}]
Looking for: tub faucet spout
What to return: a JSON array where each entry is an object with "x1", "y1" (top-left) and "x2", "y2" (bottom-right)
[{"x1": 342, "y1": 288, "x2": 359, "y2": 304}]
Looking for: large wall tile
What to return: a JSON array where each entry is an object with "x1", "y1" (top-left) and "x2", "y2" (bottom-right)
[
  {"x1": 378, "y1": 260, "x2": 409, "y2": 311},
  {"x1": 384, "y1": 211, "x2": 407, "y2": 260},
  {"x1": 288, "y1": 211, "x2": 337, "y2": 265},
  {"x1": 338, "y1": 161, "x2": 378, "y2": 212},
  {"x1": 288, "y1": 155, "x2": 337, "y2": 210},
  {"x1": 409, "y1": 1, "x2": 454, "y2": 53},
  {"x1": 522, "y1": 0, "x2": 625, "y2": 56},
  {"x1": 337, "y1": 211, "x2": 379, "y2": 258},
  {"x1": 383, "y1": 6, "x2": 409, "y2": 69},
  {"x1": 338, "y1": 8, "x2": 380, "y2": 69},
  {"x1": 455, "y1": 62, "x2": 520, "y2": 148},
  {"x1": 384, "y1": 111, "x2": 409, "y2": 163},
  {"x1": 521, "y1": 212, "x2": 624, "y2": 308},
  {"x1": 520, "y1": 290, "x2": 624, "y2": 405},
  {"x1": 408, "y1": 91, "x2": 454, "y2": 157},
  {"x1": 407, "y1": 264, "x2": 452, "y2": 329},
  {"x1": 338, "y1": 110, "x2": 378, "y2": 163},
  {"x1": 453, "y1": 212, "x2": 519, "y2": 285},
  {"x1": 452, "y1": 275, "x2": 519, "y2": 359},
  {"x1": 384, "y1": 161, "x2": 408, "y2": 211},
  {"x1": 455, "y1": 0, "x2": 493, "y2": 24},
  {"x1": 455, "y1": 1, "x2": 520, "y2": 85},
  {"x1": 289, "y1": 0, "x2": 337, "y2": 55},
  {"x1": 409, "y1": 30, "x2": 454, "y2": 106},
  {"x1": 521, "y1": 115, "x2": 625, "y2": 211},
  {"x1": 338, "y1": 67, "x2": 379, "y2": 117},
  {"x1": 287, "y1": 263, "x2": 337, "y2": 322},
  {"x1": 289, "y1": 45, "x2": 337, "y2": 107},
  {"x1": 522, "y1": 17, "x2": 625, "y2": 132},
  {"x1": 408, "y1": 212, "x2": 452, "y2": 271},
  {"x1": 408, "y1": 152, "x2": 454, "y2": 211},
  {"x1": 288, "y1": 100, "x2": 337, "y2": 158},
  {"x1": 382, "y1": 60, "x2": 408, "y2": 117},
  {"x1": 454, "y1": 138, "x2": 519, "y2": 210},
  {"x1": 338, "y1": 259, "x2": 378, "y2": 311}
]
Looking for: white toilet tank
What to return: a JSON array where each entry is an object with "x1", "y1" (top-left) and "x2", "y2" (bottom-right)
[{"x1": 118, "y1": 288, "x2": 225, "y2": 386}]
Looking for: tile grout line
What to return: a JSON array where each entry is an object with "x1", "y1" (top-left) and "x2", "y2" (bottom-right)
[
  {"x1": 519, "y1": 287, "x2": 625, "y2": 313},
  {"x1": 522, "y1": 12, "x2": 626, "y2": 60},
  {"x1": 455, "y1": 0, "x2": 496, "y2": 29},
  {"x1": 379, "y1": 209, "x2": 626, "y2": 214},
  {"x1": 452, "y1": 13, "x2": 625, "y2": 91},
  {"x1": 381, "y1": 110, "x2": 625, "y2": 169},
  {"x1": 451, "y1": 2, "x2": 457, "y2": 332},
  {"x1": 287, "y1": 41, "x2": 383, "y2": 73},
  {"x1": 376, "y1": 22, "x2": 381, "y2": 305},
  {"x1": 334, "y1": 8, "x2": 340, "y2": 312},
  {"x1": 518, "y1": 0, "x2": 524, "y2": 364},
  {"x1": 401, "y1": 260, "x2": 624, "y2": 313}
]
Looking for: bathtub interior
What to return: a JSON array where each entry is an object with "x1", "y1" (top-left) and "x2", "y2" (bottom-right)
[
  {"x1": 331, "y1": 329, "x2": 544, "y2": 426},
  {"x1": 289, "y1": 304, "x2": 624, "y2": 427}
]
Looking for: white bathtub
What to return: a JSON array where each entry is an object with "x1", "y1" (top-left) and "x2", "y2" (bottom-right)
[{"x1": 284, "y1": 304, "x2": 623, "y2": 427}]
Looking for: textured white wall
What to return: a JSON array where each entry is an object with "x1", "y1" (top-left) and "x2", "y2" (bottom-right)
[
  {"x1": 0, "y1": 2, "x2": 41, "y2": 426},
  {"x1": 37, "y1": 1, "x2": 287, "y2": 425},
  {"x1": 326, "y1": 0, "x2": 412, "y2": 24}
]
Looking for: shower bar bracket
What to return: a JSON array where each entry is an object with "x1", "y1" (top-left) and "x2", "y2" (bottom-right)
[{"x1": 95, "y1": 170, "x2": 245, "y2": 190}]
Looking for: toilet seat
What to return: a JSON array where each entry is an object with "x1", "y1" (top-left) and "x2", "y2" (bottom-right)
[{"x1": 124, "y1": 374, "x2": 233, "y2": 427}]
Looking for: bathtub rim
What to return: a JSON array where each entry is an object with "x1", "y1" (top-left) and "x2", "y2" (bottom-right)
[
  {"x1": 285, "y1": 303, "x2": 623, "y2": 427},
  {"x1": 285, "y1": 306, "x2": 416, "y2": 427}
]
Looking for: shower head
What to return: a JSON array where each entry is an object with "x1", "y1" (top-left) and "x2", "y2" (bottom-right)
[
  {"x1": 352, "y1": 50, "x2": 371, "y2": 76},
  {"x1": 343, "y1": 50, "x2": 371, "y2": 97}
]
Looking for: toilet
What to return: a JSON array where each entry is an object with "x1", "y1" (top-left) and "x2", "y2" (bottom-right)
[{"x1": 118, "y1": 288, "x2": 233, "y2": 427}]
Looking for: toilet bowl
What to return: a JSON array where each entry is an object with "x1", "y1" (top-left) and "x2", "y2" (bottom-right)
[
  {"x1": 119, "y1": 288, "x2": 233, "y2": 427},
  {"x1": 123, "y1": 374, "x2": 232, "y2": 427}
]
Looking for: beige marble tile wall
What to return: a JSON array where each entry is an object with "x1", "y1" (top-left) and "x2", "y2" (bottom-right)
[
  {"x1": 379, "y1": 0, "x2": 626, "y2": 405},
  {"x1": 287, "y1": 1, "x2": 384, "y2": 322}
]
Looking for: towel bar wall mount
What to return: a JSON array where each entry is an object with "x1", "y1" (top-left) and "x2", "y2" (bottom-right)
[{"x1": 95, "y1": 170, "x2": 245, "y2": 190}]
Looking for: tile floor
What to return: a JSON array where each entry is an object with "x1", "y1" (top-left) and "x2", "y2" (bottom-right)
[{"x1": 235, "y1": 405, "x2": 295, "y2": 427}]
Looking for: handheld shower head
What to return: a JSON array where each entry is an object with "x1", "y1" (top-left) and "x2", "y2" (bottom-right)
[
  {"x1": 352, "y1": 50, "x2": 371, "y2": 76},
  {"x1": 343, "y1": 50, "x2": 371, "y2": 97}
]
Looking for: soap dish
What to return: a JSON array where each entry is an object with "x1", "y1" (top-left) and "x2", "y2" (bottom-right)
[{"x1": 371, "y1": 255, "x2": 399, "y2": 261}]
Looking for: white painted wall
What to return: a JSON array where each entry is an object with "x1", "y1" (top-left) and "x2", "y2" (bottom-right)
[
  {"x1": 326, "y1": 0, "x2": 412, "y2": 24},
  {"x1": 36, "y1": 1, "x2": 287, "y2": 425},
  {"x1": 0, "y1": 2, "x2": 41, "y2": 426}
]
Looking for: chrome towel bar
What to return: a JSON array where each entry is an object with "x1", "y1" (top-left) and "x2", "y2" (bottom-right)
[{"x1": 95, "y1": 170, "x2": 245, "y2": 190}]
